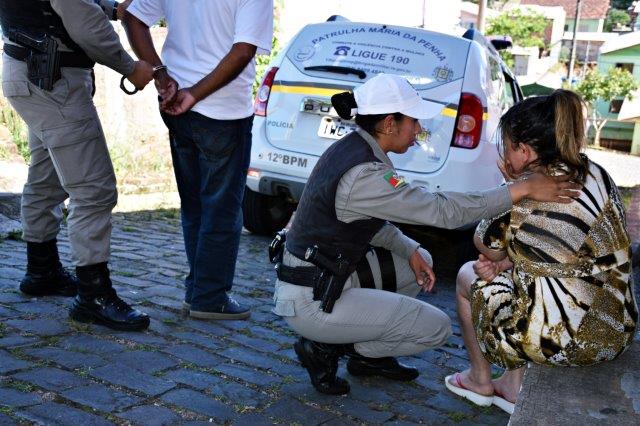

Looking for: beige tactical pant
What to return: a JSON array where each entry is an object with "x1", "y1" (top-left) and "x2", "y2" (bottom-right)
[
  {"x1": 274, "y1": 247, "x2": 452, "y2": 358},
  {"x1": 2, "y1": 54, "x2": 117, "y2": 266}
]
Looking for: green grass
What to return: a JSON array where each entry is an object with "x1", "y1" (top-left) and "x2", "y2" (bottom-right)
[
  {"x1": 0, "y1": 100, "x2": 29, "y2": 163},
  {"x1": 446, "y1": 411, "x2": 473, "y2": 422},
  {"x1": 6, "y1": 381, "x2": 35, "y2": 393},
  {"x1": 5, "y1": 230, "x2": 22, "y2": 241}
]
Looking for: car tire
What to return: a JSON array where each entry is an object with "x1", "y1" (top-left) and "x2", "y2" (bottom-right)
[{"x1": 242, "y1": 187, "x2": 295, "y2": 236}]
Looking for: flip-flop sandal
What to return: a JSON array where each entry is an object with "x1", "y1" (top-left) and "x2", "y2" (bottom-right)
[
  {"x1": 493, "y1": 389, "x2": 515, "y2": 414},
  {"x1": 444, "y1": 373, "x2": 493, "y2": 407}
]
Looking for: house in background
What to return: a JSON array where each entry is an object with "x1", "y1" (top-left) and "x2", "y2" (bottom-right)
[
  {"x1": 596, "y1": 32, "x2": 640, "y2": 152},
  {"x1": 523, "y1": 0, "x2": 610, "y2": 32},
  {"x1": 459, "y1": 1, "x2": 499, "y2": 30},
  {"x1": 522, "y1": 0, "x2": 614, "y2": 63}
]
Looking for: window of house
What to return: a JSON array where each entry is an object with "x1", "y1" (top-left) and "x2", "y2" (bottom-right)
[
  {"x1": 609, "y1": 99, "x2": 624, "y2": 113},
  {"x1": 615, "y1": 63, "x2": 634, "y2": 73}
]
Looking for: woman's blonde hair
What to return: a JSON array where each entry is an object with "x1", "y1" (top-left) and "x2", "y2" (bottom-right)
[{"x1": 499, "y1": 89, "x2": 589, "y2": 183}]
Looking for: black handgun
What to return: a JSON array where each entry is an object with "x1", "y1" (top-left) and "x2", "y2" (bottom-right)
[
  {"x1": 305, "y1": 245, "x2": 349, "y2": 313},
  {"x1": 8, "y1": 30, "x2": 60, "y2": 91}
]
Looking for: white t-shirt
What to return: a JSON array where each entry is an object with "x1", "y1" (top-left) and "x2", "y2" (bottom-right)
[{"x1": 128, "y1": 0, "x2": 273, "y2": 119}]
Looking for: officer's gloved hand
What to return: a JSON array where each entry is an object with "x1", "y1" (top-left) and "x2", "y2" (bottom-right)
[{"x1": 127, "y1": 61, "x2": 154, "y2": 91}]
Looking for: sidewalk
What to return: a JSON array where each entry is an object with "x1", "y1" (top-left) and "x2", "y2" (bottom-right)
[
  {"x1": 0, "y1": 211, "x2": 511, "y2": 425},
  {"x1": 0, "y1": 149, "x2": 638, "y2": 424}
]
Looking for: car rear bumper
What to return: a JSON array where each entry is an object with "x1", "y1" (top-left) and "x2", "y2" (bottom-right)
[{"x1": 246, "y1": 169, "x2": 307, "y2": 202}]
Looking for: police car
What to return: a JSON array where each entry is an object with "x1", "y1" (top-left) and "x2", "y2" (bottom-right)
[{"x1": 244, "y1": 19, "x2": 522, "y2": 237}]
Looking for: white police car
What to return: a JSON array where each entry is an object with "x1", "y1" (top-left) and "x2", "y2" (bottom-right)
[{"x1": 244, "y1": 19, "x2": 522, "y2": 237}]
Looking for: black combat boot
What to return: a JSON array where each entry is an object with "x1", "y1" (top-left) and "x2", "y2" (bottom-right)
[
  {"x1": 345, "y1": 344, "x2": 419, "y2": 381},
  {"x1": 294, "y1": 337, "x2": 350, "y2": 395},
  {"x1": 69, "y1": 262, "x2": 150, "y2": 331},
  {"x1": 19, "y1": 239, "x2": 78, "y2": 297}
]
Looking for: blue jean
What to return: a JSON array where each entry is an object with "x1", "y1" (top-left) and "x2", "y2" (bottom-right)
[{"x1": 161, "y1": 111, "x2": 253, "y2": 310}]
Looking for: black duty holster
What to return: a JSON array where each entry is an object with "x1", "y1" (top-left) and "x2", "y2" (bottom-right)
[
  {"x1": 305, "y1": 245, "x2": 350, "y2": 314},
  {"x1": 7, "y1": 30, "x2": 60, "y2": 91}
]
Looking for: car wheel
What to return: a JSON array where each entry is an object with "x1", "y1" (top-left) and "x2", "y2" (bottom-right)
[{"x1": 242, "y1": 187, "x2": 295, "y2": 236}]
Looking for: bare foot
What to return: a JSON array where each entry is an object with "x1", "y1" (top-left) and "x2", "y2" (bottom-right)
[
  {"x1": 448, "y1": 369, "x2": 493, "y2": 396},
  {"x1": 492, "y1": 376, "x2": 519, "y2": 403}
]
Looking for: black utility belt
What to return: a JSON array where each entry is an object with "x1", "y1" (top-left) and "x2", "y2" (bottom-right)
[
  {"x1": 275, "y1": 263, "x2": 317, "y2": 288},
  {"x1": 4, "y1": 44, "x2": 94, "y2": 69}
]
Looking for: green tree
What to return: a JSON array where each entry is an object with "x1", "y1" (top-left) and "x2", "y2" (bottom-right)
[
  {"x1": 575, "y1": 67, "x2": 638, "y2": 146},
  {"x1": 604, "y1": 9, "x2": 631, "y2": 31},
  {"x1": 610, "y1": 0, "x2": 634, "y2": 10},
  {"x1": 253, "y1": 0, "x2": 282, "y2": 96},
  {"x1": 486, "y1": 8, "x2": 548, "y2": 67}
]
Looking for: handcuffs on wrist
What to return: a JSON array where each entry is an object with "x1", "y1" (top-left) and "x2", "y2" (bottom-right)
[{"x1": 119, "y1": 64, "x2": 168, "y2": 95}]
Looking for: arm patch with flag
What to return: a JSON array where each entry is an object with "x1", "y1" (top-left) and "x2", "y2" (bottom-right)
[{"x1": 383, "y1": 171, "x2": 407, "y2": 189}]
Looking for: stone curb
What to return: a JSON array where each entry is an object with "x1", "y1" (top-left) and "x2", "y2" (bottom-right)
[{"x1": 0, "y1": 192, "x2": 21, "y2": 239}]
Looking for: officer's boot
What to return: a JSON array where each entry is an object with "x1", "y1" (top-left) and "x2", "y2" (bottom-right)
[
  {"x1": 20, "y1": 239, "x2": 78, "y2": 297},
  {"x1": 69, "y1": 262, "x2": 150, "y2": 331},
  {"x1": 294, "y1": 337, "x2": 350, "y2": 395},
  {"x1": 345, "y1": 344, "x2": 419, "y2": 381}
]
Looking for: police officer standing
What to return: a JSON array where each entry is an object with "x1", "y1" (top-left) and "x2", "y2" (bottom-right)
[
  {"x1": 0, "y1": 0, "x2": 154, "y2": 331},
  {"x1": 273, "y1": 74, "x2": 581, "y2": 395}
]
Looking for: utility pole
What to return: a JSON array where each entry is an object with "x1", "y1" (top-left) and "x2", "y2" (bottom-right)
[
  {"x1": 581, "y1": 40, "x2": 591, "y2": 77},
  {"x1": 567, "y1": 0, "x2": 582, "y2": 83},
  {"x1": 477, "y1": 0, "x2": 487, "y2": 32}
]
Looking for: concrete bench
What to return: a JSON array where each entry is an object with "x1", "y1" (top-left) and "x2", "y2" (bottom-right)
[{"x1": 510, "y1": 342, "x2": 640, "y2": 425}]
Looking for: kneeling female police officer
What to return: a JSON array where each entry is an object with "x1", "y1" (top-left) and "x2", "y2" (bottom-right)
[{"x1": 273, "y1": 73, "x2": 580, "y2": 395}]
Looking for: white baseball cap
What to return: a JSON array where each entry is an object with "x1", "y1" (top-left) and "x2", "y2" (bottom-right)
[{"x1": 353, "y1": 73, "x2": 443, "y2": 119}]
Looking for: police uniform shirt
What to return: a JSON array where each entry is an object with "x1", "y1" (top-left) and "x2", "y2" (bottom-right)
[
  {"x1": 334, "y1": 128, "x2": 513, "y2": 260},
  {"x1": 33, "y1": 0, "x2": 135, "y2": 76}
]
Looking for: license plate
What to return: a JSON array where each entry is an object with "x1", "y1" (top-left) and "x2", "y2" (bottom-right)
[{"x1": 317, "y1": 116, "x2": 357, "y2": 140}]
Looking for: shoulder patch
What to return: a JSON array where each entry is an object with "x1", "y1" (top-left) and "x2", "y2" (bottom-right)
[{"x1": 383, "y1": 171, "x2": 407, "y2": 189}]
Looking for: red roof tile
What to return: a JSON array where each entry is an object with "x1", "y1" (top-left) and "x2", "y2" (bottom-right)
[{"x1": 521, "y1": 0, "x2": 610, "y2": 20}]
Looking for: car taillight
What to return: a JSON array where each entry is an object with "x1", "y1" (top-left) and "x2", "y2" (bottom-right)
[
  {"x1": 254, "y1": 67, "x2": 279, "y2": 117},
  {"x1": 452, "y1": 93, "x2": 483, "y2": 149}
]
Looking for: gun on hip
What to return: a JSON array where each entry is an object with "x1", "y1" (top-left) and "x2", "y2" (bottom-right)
[
  {"x1": 7, "y1": 30, "x2": 61, "y2": 91},
  {"x1": 305, "y1": 245, "x2": 350, "y2": 314}
]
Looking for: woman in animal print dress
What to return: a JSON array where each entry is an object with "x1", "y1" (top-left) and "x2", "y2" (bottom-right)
[{"x1": 445, "y1": 89, "x2": 638, "y2": 414}]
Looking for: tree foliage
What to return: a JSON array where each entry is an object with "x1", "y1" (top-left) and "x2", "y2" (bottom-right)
[
  {"x1": 486, "y1": 8, "x2": 548, "y2": 68},
  {"x1": 604, "y1": 9, "x2": 631, "y2": 31},
  {"x1": 486, "y1": 8, "x2": 548, "y2": 49},
  {"x1": 610, "y1": 0, "x2": 634, "y2": 10},
  {"x1": 575, "y1": 68, "x2": 638, "y2": 145}
]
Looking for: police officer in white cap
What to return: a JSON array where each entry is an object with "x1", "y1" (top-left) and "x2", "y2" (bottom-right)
[{"x1": 272, "y1": 73, "x2": 581, "y2": 395}]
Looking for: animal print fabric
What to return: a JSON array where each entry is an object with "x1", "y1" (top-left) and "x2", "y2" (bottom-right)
[{"x1": 471, "y1": 161, "x2": 638, "y2": 369}]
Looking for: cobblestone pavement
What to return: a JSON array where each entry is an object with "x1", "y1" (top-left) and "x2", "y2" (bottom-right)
[{"x1": 0, "y1": 208, "x2": 620, "y2": 426}]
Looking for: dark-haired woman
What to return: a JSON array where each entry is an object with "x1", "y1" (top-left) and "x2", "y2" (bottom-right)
[
  {"x1": 274, "y1": 74, "x2": 581, "y2": 395},
  {"x1": 447, "y1": 90, "x2": 638, "y2": 413}
]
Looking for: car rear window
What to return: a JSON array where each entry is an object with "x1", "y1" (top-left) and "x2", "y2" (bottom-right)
[{"x1": 285, "y1": 22, "x2": 470, "y2": 89}]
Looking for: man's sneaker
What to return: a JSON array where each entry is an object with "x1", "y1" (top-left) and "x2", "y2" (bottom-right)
[{"x1": 189, "y1": 296, "x2": 250, "y2": 320}]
